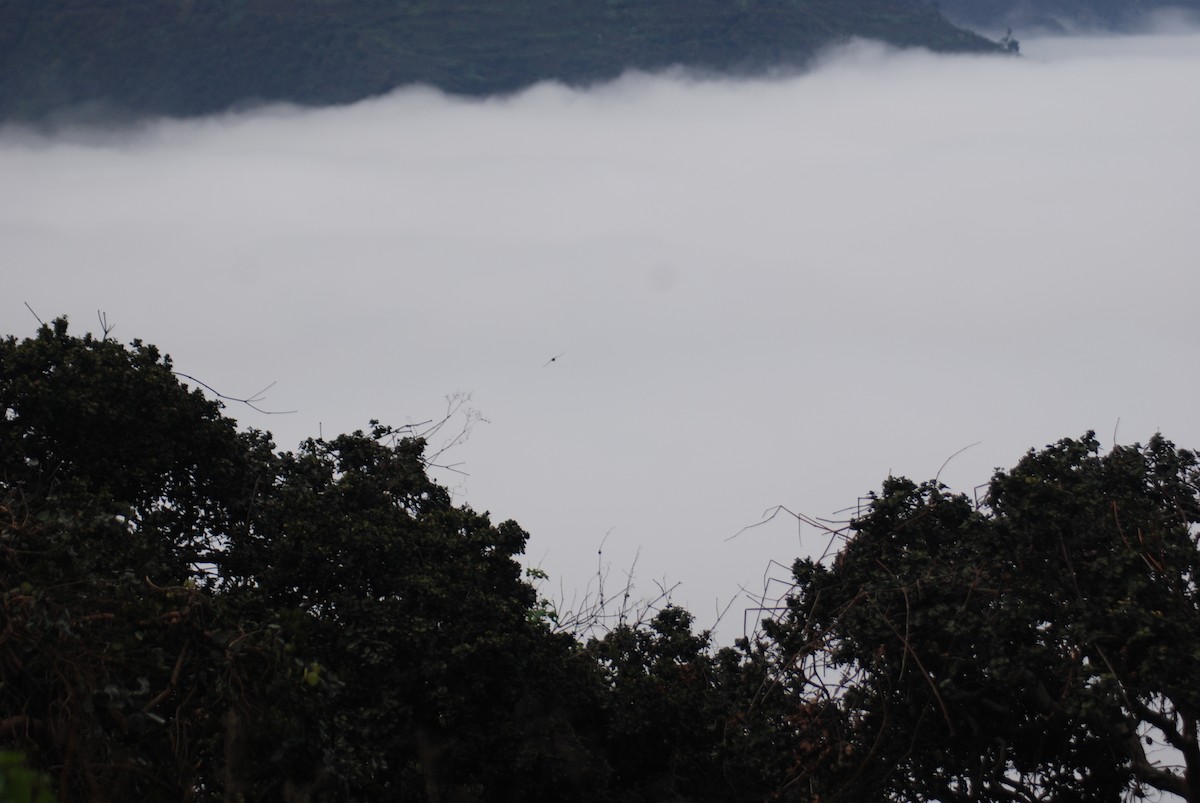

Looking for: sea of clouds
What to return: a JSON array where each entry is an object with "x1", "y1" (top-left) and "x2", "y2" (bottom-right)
[{"x1": 5, "y1": 30, "x2": 1199, "y2": 641}]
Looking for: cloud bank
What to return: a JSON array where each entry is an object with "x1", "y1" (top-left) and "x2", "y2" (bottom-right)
[{"x1": 5, "y1": 33, "x2": 1199, "y2": 640}]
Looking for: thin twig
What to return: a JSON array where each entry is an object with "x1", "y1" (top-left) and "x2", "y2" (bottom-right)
[
  {"x1": 23, "y1": 302, "x2": 44, "y2": 326},
  {"x1": 173, "y1": 372, "x2": 297, "y2": 415},
  {"x1": 96, "y1": 310, "x2": 114, "y2": 340},
  {"x1": 935, "y1": 441, "x2": 982, "y2": 485}
]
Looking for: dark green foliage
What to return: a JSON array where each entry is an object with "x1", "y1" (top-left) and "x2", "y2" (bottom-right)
[
  {"x1": 776, "y1": 433, "x2": 1200, "y2": 802},
  {"x1": 0, "y1": 319, "x2": 708, "y2": 801},
  {"x1": 222, "y1": 424, "x2": 601, "y2": 801},
  {"x1": 0, "y1": 317, "x2": 259, "y2": 569},
  {"x1": 0, "y1": 752, "x2": 53, "y2": 803},
  {"x1": 0, "y1": 0, "x2": 999, "y2": 122},
  {"x1": 578, "y1": 606, "x2": 820, "y2": 802},
  {"x1": 585, "y1": 607, "x2": 727, "y2": 799},
  {"x1": 8, "y1": 318, "x2": 1200, "y2": 802},
  {"x1": 0, "y1": 320, "x2": 323, "y2": 799}
]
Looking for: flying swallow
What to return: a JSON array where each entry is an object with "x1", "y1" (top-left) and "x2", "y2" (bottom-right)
[{"x1": 542, "y1": 352, "x2": 565, "y2": 367}]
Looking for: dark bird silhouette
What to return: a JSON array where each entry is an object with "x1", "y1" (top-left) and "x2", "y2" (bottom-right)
[{"x1": 543, "y1": 352, "x2": 565, "y2": 367}]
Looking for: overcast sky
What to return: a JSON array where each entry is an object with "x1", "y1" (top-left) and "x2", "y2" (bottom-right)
[{"x1": 5, "y1": 30, "x2": 1199, "y2": 643}]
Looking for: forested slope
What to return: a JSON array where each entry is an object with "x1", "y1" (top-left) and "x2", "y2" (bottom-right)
[
  {"x1": 937, "y1": 0, "x2": 1200, "y2": 32},
  {"x1": 0, "y1": 0, "x2": 998, "y2": 121}
]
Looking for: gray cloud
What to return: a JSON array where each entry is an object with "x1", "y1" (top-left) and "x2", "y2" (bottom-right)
[{"x1": 5, "y1": 33, "x2": 1199, "y2": 641}]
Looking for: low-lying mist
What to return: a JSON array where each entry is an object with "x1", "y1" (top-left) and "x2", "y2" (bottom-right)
[{"x1": 6, "y1": 31, "x2": 1199, "y2": 641}]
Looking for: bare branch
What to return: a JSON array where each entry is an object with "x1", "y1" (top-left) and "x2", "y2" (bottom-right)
[
  {"x1": 1129, "y1": 697, "x2": 1188, "y2": 753},
  {"x1": 96, "y1": 310, "x2": 114, "y2": 340},
  {"x1": 23, "y1": 302, "x2": 44, "y2": 326},
  {"x1": 540, "y1": 529, "x2": 683, "y2": 640},
  {"x1": 935, "y1": 441, "x2": 982, "y2": 485},
  {"x1": 728, "y1": 504, "x2": 837, "y2": 543},
  {"x1": 172, "y1": 372, "x2": 297, "y2": 415},
  {"x1": 1124, "y1": 726, "x2": 1188, "y2": 799},
  {"x1": 416, "y1": 393, "x2": 489, "y2": 476}
]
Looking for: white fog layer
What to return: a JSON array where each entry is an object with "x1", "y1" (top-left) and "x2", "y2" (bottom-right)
[{"x1": 5, "y1": 33, "x2": 1199, "y2": 640}]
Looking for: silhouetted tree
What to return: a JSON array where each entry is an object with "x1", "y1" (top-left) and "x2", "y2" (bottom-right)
[{"x1": 773, "y1": 433, "x2": 1200, "y2": 802}]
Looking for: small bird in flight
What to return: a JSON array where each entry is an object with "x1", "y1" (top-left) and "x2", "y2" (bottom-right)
[{"x1": 543, "y1": 352, "x2": 565, "y2": 367}]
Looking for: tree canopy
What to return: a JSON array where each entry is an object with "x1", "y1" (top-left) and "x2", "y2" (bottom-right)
[
  {"x1": 0, "y1": 319, "x2": 751, "y2": 802},
  {"x1": 3, "y1": 318, "x2": 1198, "y2": 802},
  {"x1": 771, "y1": 433, "x2": 1200, "y2": 802}
]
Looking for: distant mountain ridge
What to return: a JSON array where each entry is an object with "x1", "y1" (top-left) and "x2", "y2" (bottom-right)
[
  {"x1": 936, "y1": 0, "x2": 1200, "y2": 33},
  {"x1": 0, "y1": 0, "x2": 1000, "y2": 122}
]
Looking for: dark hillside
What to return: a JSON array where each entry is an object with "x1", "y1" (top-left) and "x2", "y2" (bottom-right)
[
  {"x1": 0, "y1": 0, "x2": 999, "y2": 122},
  {"x1": 937, "y1": 0, "x2": 1200, "y2": 33}
]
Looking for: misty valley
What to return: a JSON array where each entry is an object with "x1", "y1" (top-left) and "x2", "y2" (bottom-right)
[{"x1": 4, "y1": 3, "x2": 1200, "y2": 802}]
